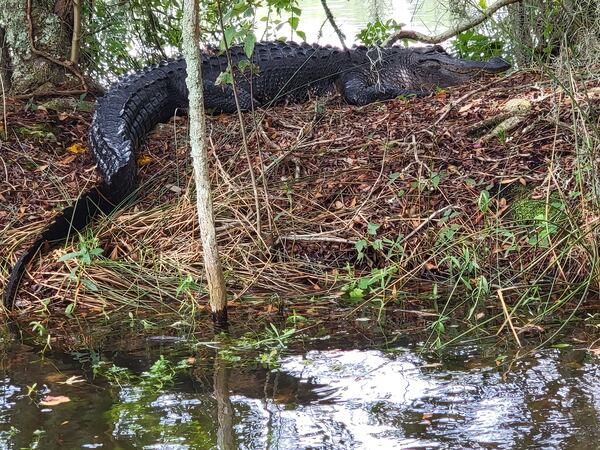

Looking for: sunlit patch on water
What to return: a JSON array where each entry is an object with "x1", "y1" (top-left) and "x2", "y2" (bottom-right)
[{"x1": 1, "y1": 345, "x2": 600, "y2": 449}]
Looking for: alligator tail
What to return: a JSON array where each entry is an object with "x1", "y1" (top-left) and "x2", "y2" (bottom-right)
[
  {"x1": 3, "y1": 186, "x2": 114, "y2": 309},
  {"x1": 4, "y1": 58, "x2": 189, "y2": 309}
]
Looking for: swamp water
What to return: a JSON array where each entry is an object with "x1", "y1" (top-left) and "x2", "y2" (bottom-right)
[
  {"x1": 262, "y1": 0, "x2": 450, "y2": 45},
  {"x1": 1, "y1": 334, "x2": 599, "y2": 449},
  {"x1": 2, "y1": 1, "x2": 595, "y2": 449}
]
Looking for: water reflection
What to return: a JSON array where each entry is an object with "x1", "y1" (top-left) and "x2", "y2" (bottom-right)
[
  {"x1": 259, "y1": 0, "x2": 452, "y2": 45},
  {"x1": 1, "y1": 345, "x2": 599, "y2": 449}
]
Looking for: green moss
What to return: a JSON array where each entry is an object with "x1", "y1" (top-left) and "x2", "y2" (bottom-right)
[{"x1": 511, "y1": 193, "x2": 566, "y2": 223}]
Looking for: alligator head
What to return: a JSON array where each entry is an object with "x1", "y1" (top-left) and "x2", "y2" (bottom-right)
[{"x1": 401, "y1": 45, "x2": 511, "y2": 90}]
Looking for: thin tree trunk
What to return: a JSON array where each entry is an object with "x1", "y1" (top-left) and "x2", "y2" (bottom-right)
[
  {"x1": 182, "y1": 0, "x2": 228, "y2": 325},
  {"x1": 70, "y1": 0, "x2": 82, "y2": 65}
]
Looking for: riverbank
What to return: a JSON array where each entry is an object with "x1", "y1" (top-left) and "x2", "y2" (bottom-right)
[{"x1": 2, "y1": 68, "x2": 600, "y2": 347}]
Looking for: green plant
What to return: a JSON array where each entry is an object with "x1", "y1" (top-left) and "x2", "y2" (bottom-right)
[
  {"x1": 341, "y1": 264, "x2": 398, "y2": 302},
  {"x1": 140, "y1": 355, "x2": 191, "y2": 390},
  {"x1": 286, "y1": 310, "x2": 307, "y2": 325},
  {"x1": 357, "y1": 19, "x2": 403, "y2": 46},
  {"x1": 451, "y1": 30, "x2": 504, "y2": 61}
]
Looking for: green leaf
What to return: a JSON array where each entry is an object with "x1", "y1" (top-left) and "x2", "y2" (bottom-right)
[
  {"x1": 355, "y1": 239, "x2": 368, "y2": 253},
  {"x1": 90, "y1": 247, "x2": 104, "y2": 257},
  {"x1": 478, "y1": 190, "x2": 490, "y2": 213},
  {"x1": 223, "y1": 26, "x2": 236, "y2": 47},
  {"x1": 367, "y1": 222, "x2": 380, "y2": 236},
  {"x1": 65, "y1": 302, "x2": 75, "y2": 317},
  {"x1": 215, "y1": 70, "x2": 234, "y2": 86},
  {"x1": 244, "y1": 33, "x2": 256, "y2": 58},
  {"x1": 289, "y1": 16, "x2": 299, "y2": 30},
  {"x1": 349, "y1": 288, "x2": 364, "y2": 299},
  {"x1": 82, "y1": 279, "x2": 98, "y2": 292},
  {"x1": 479, "y1": 0, "x2": 487, "y2": 8},
  {"x1": 58, "y1": 251, "x2": 82, "y2": 263},
  {"x1": 296, "y1": 30, "x2": 306, "y2": 41}
]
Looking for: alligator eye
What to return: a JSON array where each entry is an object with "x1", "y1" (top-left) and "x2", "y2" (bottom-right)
[{"x1": 422, "y1": 59, "x2": 441, "y2": 69}]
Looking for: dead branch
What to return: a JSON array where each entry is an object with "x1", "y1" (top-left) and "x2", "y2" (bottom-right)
[
  {"x1": 320, "y1": 0, "x2": 347, "y2": 50},
  {"x1": 383, "y1": 0, "x2": 522, "y2": 46}
]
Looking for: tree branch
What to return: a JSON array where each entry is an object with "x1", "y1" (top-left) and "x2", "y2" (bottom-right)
[
  {"x1": 320, "y1": 0, "x2": 347, "y2": 50},
  {"x1": 383, "y1": 0, "x2": 522, "y2": 46},
  {"x1": 26, "y1": 0, "x2": 88, "y2": 92}
]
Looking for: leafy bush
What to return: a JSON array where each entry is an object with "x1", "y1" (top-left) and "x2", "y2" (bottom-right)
[{"x1": 451, "y1": 30, "x2": 504, "y2": 61}]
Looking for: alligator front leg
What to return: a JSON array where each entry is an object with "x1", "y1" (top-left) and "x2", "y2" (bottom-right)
[
  {"x1": 203, "y1": 80, "x2": 258, "y2": 114},
  {"x1": 340, "y1": 74, "x2": 425, "y2": 106}
]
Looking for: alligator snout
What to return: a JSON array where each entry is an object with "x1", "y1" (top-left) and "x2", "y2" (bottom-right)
[{"x1": 485, "y1": 57, "x2": 511, "y2": 73}]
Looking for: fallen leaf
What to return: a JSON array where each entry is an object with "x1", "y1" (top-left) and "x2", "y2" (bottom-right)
[
  {"x1": 67, "y1": 143, "x2": 86, "y2": 154},
  {"x1": 40, "y1": 395, "x2": 71, "y2": 406},
  {"x1": 60, "y1": 376, "x2": 85, "y2": 385},
  {"x1": 166, "y1": 184, "x2": 182, "y2": 193},
  {"x1": 138, "y1": 154, "x2": 154, "y2": 166},
  {"x1": 458, "y1": 102, "x2": 475, "y2": 113}
]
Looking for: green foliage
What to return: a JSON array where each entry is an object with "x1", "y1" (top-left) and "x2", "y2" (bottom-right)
[
  {"x1": 82, "y1": 0, "x2": 182, "y2": 80},
  {"x1": 58, "y1": 241, "x2": 104, "y2": 267},
  {"x1": 451, "y1": 30, "x2": 504, "y2": 61},
  {"x1": 357, "y1": 19, "x2": 403, "y2": 46},
  {"x1": 72, "y1": 351, "x2": 191, "y2": 389},
  {"x1": 217, "y1": 324, "x2": 296, "y2": 368},
  {"x1": 341, "y1": 264, "x2": 398, "y2": 302},
  {"x1": 81, "y1": 0, "x2": 302, "y2": 81}
]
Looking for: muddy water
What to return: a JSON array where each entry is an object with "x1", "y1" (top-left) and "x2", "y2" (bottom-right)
[{"x1": 1, "y1": 339, "x2": 599, "y2": 449}]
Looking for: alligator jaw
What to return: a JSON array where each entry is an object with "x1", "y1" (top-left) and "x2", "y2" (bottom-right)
[{"x1": 453, "y1": 57, "x2": 511, "y2": 74}]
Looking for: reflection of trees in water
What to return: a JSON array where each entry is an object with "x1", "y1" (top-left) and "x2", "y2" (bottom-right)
[
  {"x1": 214, "y1": 357, "x2": 235, "y2": 450},
  {"x1": 367, "y1": 0, "x2": 392, "y2": 22}
]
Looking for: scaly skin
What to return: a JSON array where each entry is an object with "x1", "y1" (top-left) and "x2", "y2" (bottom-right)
[{"x1": 4, "y1": 41, "x2": 510, "y2": 308}]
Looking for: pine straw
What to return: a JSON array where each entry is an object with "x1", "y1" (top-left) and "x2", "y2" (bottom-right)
[{"x1": 2, "y1": 69, "x2": 600, "y2": 330}]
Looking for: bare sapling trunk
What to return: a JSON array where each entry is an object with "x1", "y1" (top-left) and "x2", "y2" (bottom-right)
[
  {"x1": 70, "y1": 0, "x2": 82, "y2": 65},
  {"x1": 182, "y1": 0, "x2": 228, "y2": 325}
]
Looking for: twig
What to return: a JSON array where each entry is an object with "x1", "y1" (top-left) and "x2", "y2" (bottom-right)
[
  {"x1": 0, "y1": 63, "x2": 7, "y2": 140},
  {"x1": 26, "y1": 0, "x2": 88, "y2": 92},
  {"x1": 496, "y1": 288, "x2": 522, "y2": 347},
  {"x1": 383, "y1": 0, "x2": 522, "y2": 46},
  {"x1": 400, "y1": 204, "x2": 456, "y2": 244},
  {"x1": 434, "y1": 76, "x2": 508, "y2": 125},
  {"x1": 278, "y1": 234, "x2": 355, "y2": 244},
  {"x1": 320, "y1": 0, "x2": 347, "y2": 50}
]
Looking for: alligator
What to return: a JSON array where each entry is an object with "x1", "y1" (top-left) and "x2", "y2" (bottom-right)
[{"x1": 4, "y1": 41, "x2": 510, "y2": 308}]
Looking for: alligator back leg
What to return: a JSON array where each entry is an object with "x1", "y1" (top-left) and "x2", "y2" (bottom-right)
[{"x1": 340, "y1": 72, "x2": 426, "y2": 106}]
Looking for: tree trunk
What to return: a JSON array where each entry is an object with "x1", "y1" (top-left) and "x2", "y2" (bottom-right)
[
  {"x1": 0, "y1": 26, "x2": 12, "y2": 93},
  {"x1": 0, "y1": 0, "x2": 72, "y2": 95},
  {"x1": 182, "y1": 0, "x2": 228, "y2": 325}
]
